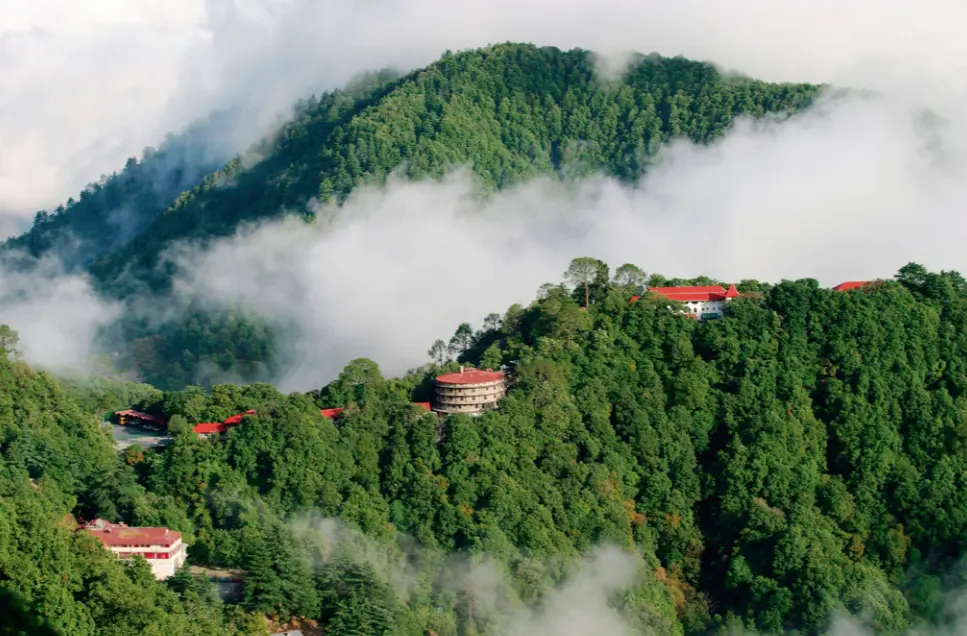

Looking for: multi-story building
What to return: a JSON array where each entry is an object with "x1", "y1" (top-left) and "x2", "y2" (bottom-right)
[
  {"x1": 80, "y1": 518, "x2": 188, "y2": 580},
  {"x1": 433, "y1": 367, "x2": 507, "y2": 415},
  {"x1": 643, "y1": 284, "x2": 740, "y2": 320}
]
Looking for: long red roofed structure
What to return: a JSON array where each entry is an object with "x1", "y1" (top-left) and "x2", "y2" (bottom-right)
[
  {"x1": 82, "y1": 520, "x2": 182, "y2": 548},
  {"x1": 631, "y1": 284, "x2": 741, "y2": 321},
  {"x1": 648, "y1": 284, "x2": 740, "y2": 302},
  {"x1": 79, "y1": 518, "x2": 187, "y2": 580}
]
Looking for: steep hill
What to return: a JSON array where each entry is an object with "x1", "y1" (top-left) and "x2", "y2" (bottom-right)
[
  {"x1": 21, "y1": 42, "x2": 821, "y2": 388},
  {"x1": 1, "y1": 108, "x2": 246, "y2": 271},
  {"x1": 83, "y1": 43, "x2": 821, "y2": 297},
  {"x1": 5, "y1": 262, "x2": 967, "y2": 635}
]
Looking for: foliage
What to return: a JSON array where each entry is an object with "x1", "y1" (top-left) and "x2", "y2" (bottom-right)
[
  {"x1": 6, "y1": 262, "x2": 967, "y2": 634},
  {"x1": 9, "y1": 43, "x2": 821, "y2": 389}
]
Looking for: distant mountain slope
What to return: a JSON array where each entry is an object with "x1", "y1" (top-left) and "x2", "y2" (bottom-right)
[
  {"x1": 7, "y1": 42, "x2": 823, "y2": 389},
  {"x1": 1, "y1": 109, "x2": 247, "y2": 271},
  {"x1": 88, "y1": 43, "x2": 822, "y2": 297}
]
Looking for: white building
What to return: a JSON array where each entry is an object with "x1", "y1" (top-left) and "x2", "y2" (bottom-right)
[
  {"x1": 643, "y1": 284, "x2": 740, "y2": 320},
  {"x1": 433, "y1": 367, "x2": 507, "y2": 415},
  {"x1": 80, "y1": 518, "x2": 188, "y2": 580}
]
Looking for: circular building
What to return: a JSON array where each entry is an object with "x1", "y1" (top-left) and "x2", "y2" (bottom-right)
[{"x1": 434, "y1": 367, "x2": 506, "y2": 415}]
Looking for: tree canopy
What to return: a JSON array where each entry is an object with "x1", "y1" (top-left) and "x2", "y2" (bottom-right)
[{"x1": 4, "y1": 262, "x2": 967, "y2": 635}]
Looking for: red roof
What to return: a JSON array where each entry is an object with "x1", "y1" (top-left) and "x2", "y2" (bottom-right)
[
  {"x1": 193, "y1": 422, "x2": 227, "y2": 435},
  {"x1": 223, "y1": 410, "x2": 256, "y2": 425},
  {"x1": 436, "y1": 368, "x2": 505, "y2": 385},
  {"x1": 648, "y1": 284, "x2": 740, "y2": 302},
  {"x1": 82, "y1": 519, "x2": 181, "y2": 548},
  {"x1": 320, "y1": 408, "x2": 344, "y2": 419},
  {"x1": 115, "y1": 409, "x2": 166, "y2": 425},
  {"x1": 413, "y1": 402, "x2": 431, "y2": 412},
  {"x1": 833, "y1": 281, "x2": 869, "y2": 292}
]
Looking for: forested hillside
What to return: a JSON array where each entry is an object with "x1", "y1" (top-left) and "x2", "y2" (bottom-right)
[
  {"x1": 88, "y1": 44, "x2": 821, "y2": 297},
  {"x1": 4, "y1": 262, "x2": 967, "y2": 635},
  {"x1": 26, "y1": 42, "x2": 822, "y2": 389},
  {"x1": 1, "y1": 108, "x2": 245, "y2": 271}
]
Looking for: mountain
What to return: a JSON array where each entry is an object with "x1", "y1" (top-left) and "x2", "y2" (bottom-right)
[
  {"x1": 86, "y1": 44, "x2": 820, "y2": 297},
  {"x1": 9, "y1": 43, "x2": 821, "y2": 389},
  {"x1": 1, "y1": 108, "x2": 247, "y2": 272},
  {"x1": 3, "y1": 261, "x2": 967, "y2": 635}
]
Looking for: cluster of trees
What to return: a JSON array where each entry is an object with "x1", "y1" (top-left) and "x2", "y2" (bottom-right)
[
  {"x1": 6, "y1": 260, "x2": 967, "y2": 635},
  {"x1": 3, "y1": 43, "x2": 823, "y2": 390}
]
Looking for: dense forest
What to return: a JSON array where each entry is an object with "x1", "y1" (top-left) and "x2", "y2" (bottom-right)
[
  {"x1": 2, "y1": 43, "x2": 824, "y2": 390},
  {"x1": 4, "y1": 260, "x2": 967, "y2": 635}
]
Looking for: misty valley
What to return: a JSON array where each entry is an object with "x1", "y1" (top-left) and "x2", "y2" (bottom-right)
[{"x1": 3, "y1": 41, "x2": 967, "y2": 636}]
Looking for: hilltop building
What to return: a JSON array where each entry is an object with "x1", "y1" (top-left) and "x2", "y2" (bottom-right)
[
  {"x1": 433, "y1": 367, "x2": 507, "y2": 415},
  {"x1": 635, "y1": 284, "x2": 740, "y2": 320},
  {"x1": 79, "y1": 518, "x2": 187, "y2": 580}
]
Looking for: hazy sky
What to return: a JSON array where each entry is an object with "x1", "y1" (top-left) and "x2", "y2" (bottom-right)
[{"x1": 2, "y1": 0, "x2": 967, "y2": 385}]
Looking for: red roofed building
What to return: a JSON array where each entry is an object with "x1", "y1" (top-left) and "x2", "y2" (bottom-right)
[
  {"x1": 320, "y1": 407, "x2": 345, "y2": 420},
  {"x1": 434, "y1": 367, "x2": 507, "y2": 415},
  {"x1": 832, "y1": 281, "x2": 869, "y2": 292},
  {"x1": 193, "y1": 422, "x2": 228, "y2": 438},
  {"x1": 646, "y1": 284, "x2": 740, "y2": 320},
  {"x1": 80, "y1": 518, "x2": 187, "y2": 580}
]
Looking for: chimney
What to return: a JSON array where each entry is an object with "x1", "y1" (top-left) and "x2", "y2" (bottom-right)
[{"x1": 460, "y1": 366, "x2": 464, "y2": 373}]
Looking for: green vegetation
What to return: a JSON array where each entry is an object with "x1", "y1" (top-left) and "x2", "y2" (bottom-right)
[
  {"x1": 5, "y1": 261, "x2": 967, "y2": 635},
  {"x1": 4, "y1": 43, "x2": 823, "y2": 390},
  {"x1": 2, "y1": 110, "x2": 237, "y2": 270}
]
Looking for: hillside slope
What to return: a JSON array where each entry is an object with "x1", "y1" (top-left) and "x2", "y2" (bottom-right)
[
  {"x1": 6, "y1": 262, "x2": 967, "y2": 635},
  {"x1": 88, "y1": 43, "x2": 822, "y2": 297},
  {"x1": 50, "y1": 43, "x2": 822, "y2": 388},
  {"x1": 1, "y1": 108, "x2": 248, "y2": 271}
]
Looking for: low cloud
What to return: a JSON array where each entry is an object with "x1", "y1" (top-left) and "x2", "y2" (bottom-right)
[
  {"x1": 290, "y1": 514, "x2": 644, "y2": 636},
  {"x1": 5, "y1": 0, "x2": 967, "y2": 228},
  {"x1": 0, "y1": 254, "x2": 121, "y2": 372},
  {"x1": 170, "y1": 90, "x2": 967, "y2": 391}
]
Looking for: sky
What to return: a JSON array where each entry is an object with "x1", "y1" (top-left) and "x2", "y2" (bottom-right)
[{"x1": 2, "y1": 0, "x2": 967, "y2": 383}]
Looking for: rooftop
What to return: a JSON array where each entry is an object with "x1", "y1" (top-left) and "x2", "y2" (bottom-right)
[
  {"x1": 648, "y1": 284, "x2": 740, "y2": 302},
  {"x1": 833, "y1": 281, "x2": 870, "y2": 292},
  {"x1": 193, "y1": 422, "x2": 227, "y2": 435},
  {"x1": 81, "y1": 519, "x2": 181, "y2": 548},
  {"x1": 436, "y1": 368, "x2": 505, "y2": 385}
]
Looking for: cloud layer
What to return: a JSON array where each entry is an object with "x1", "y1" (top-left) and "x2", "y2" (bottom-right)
[
  {"x1": 4, "y1": 0, "x2": 967, "y2": 384},
  {"x1": 170, "y1": 90, "x2": 967, "y2": 391},
  {"x1": 5, "y1": 0, "x2": 967, "y2": 228}
]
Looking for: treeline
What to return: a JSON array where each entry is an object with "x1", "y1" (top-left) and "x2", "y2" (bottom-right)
[
  {"x1": 5, "y1": 261, "x2": 967, "y2": 634},
  {"x1": 5, "y1": 43, "x2": 823, "y2": 389}
]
